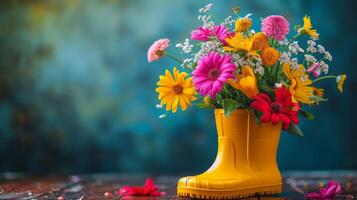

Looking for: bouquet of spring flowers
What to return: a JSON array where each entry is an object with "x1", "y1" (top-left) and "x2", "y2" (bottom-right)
[{"x1": 148, "y1": 4, "x2": 347, "y2": 135}]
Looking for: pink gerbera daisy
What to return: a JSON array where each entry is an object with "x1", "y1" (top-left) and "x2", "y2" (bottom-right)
[
  {"x1": 261, "y1": 15, "x2": 290, "y2": 41},
  {"x1": 191, "y1": 25, "x2": 228, "y2": 44},
  {"x1": 147, "y1": 38, "x2": 170, "y2": 63},
  {"x1": 192, "y1": 52, "x2": 236, "y2": 98}
]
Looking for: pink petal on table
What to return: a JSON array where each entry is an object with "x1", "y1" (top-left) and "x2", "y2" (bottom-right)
[
  {"x1": 116, "y1": 178, "x2": 165, "y2": 196},
  {"x1": 305, "y1": 180, "x2": 342, "y2": 199}
]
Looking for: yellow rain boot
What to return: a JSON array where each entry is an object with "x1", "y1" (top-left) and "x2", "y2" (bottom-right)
[{"x1": 177, "y1": 109, "x2": 283, "y2": 199}]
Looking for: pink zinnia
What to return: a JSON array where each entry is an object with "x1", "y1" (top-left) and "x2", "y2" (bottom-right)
[
  {"x1": 261, "y1": 15, "x2": 290, "y2": 41},
  {"x1": 191, "y1": 25, "x2": 228, "y2": 44},
  {"x1": 147, "y1": 38, "x2": 170, "y2": 63},
  {"x1": 192, "y1": 52, "x2": 236, "y2": 98}
]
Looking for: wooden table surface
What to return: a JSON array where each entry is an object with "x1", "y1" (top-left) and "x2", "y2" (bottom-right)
[{"x1": 0, "y1": 171, "x2": 356, "y2": 200}]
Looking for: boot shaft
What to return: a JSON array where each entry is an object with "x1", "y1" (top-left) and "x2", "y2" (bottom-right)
[{"x1": 214, "y1": 109, "x2": 282, "y2": 175}]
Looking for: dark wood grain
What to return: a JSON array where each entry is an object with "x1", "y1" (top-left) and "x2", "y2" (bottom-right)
[{"x1": 0, "y1": 171, "x2": 356, "y2": 200}]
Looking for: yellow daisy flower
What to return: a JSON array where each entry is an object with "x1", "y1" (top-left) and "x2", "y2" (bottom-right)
[
  {"x1": 228, "y1": 66, "x2": 259, "y2": 98},
  {"x1": 299, "y1": 15, "x2": 319, "y2": 40},
  {"x1": 336, "y1": 74, "x2": 347, "y2": 93},
  {"x1": 312, "y1": 87, "x2": 324, "y2": 97},
  {"x1": 283, "y1": 63, "x2": 315, "y2": 104},
  {"x1": 223, "y1": 32, "x2": 254, "y2": 53},
  {"x1": 156, "y1": 67, "x2": 196, "y2": 113},
  {"x1": 235, "y1": 17, "x2": 252, "y2": 32}
]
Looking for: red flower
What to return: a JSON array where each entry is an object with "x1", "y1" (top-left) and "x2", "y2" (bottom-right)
[
  {"x1": 251, "y1": 86, "x2": 299, "y2": 130},
  {"x1": 117, "y1": 178, "x2": 166, "y2": 196}
]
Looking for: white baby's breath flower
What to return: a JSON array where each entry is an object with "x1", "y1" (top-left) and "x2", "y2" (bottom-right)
[
  {"x1": 306, "y1": 46, "x2": 316, "y2": 53},
  {"x1": 199, "y1": 14, "x2": 215, "y2": 28},
  {"x1": 239, "y1": 57, "x2": 249, "y2": 66},
  {"x1": 291, "y1": 58, "x2": 299, "y2": 69},
  {"x1": 199, "y1": 3, "x2": 213, "y2": 13},
  {"x1": 304, "y1": 54, "x2": 316, "y2": 63},
  {"x1": 231, "y1": 53, "x2": 241, "y2": 66},
  {"x1": 317, "y1": 44, "x2": 326, "y2": 54},
  {"x1": 279, "y1": 38, "x2": 289, "y2": 46},
  {"x1": 275, "y1": 82, "x2": 283, "y2": 88},
  {"x1": 307, "y1": 40, "x2": 316, "y2": 47},
  {"x1": 194, "y1": 51, "x2": 204, "y2": 63},
  {"x1": 289, "y1": 41, "x2": 304, "y2": 54},
  {"x1": 182, "y1": 58, "x2": 194, "y2": 69},
  {"x1": 254, "y1": 66, "x2": 265, "y2": 75},
  {"x1": 205, "y1": 3, "x2": 213, "y2": 12},
  {"x1": 324, "y1": 51, "x2": 333, "y2": 61},
  {"x1": 176, "y1": 39, "x2": 194, "y2": 54},
  {"x1": 244, "y1": 13, "x2": 253, "y2": 18},
  {"x1": 280, "y1": 52, "x2": 291, "y2": 63},
  {"x1": 156, "y1": 104, "x2": 163, "y2": 109},
  {"x1": 193, "y1": 40, "x2": 223, "y2": 63},
  {"x1": 306, "y1": 40, "x2": 317, "y2": 53},
  {"x1": 320, "y1": 60, "x2": 329, "y2": 74},
  {"x1": 222, "y1": 15, "x2": 235, "y2": 27},
  {"x1": 159, "y1": 114, "x2": 166, "y2": 119}
]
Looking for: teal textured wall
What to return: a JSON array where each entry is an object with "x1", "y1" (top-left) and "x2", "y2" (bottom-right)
[{"x1": 0, "y1": 0, "x2": 355, "y2": 174}]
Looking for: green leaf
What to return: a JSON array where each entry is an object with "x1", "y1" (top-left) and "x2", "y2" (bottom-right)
[
  {"x1": 286, "y1": 123, "x2": 304, "y2": 137},
  {"x1": 197, "y1": 103, "x2": 209, "y2": 109},
  {"x1": 223, "y1": 99, "x2": 239, "y2": 116},
  {"x1": 254, "y1": 115, "x2": 262, "y2": 126},
  {"x1": 299, "y1": 109, "x2": 315, "y2": 120},
  {"x1": 294, "y1": 25, "x2": 301, "y2": 32}
]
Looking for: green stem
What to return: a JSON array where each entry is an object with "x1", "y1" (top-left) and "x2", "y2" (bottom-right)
[
  {"x1": 164, "y1": 52, "x2": 183, "y2": 64},
  {"x1": 273, "y1": 63, "x2": 281, "y2": 83},
  {"x1": 282, "y1": 34, "x2": 300, "y2": 52},
  {"x1": 312, "y1": 75, "x2": 336, "y2": 84},
  {"x1": 223, "y1": 84, "x2": 233, "y2": 98}
]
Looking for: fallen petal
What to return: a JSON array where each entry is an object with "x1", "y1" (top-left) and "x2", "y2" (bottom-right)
[{"x1": 305, "y1": 181, "x2": 342, "y2": 199}]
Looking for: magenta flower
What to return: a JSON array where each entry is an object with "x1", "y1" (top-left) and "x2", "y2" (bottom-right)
[
  {"x1": 191, "y1": 25, "x2": 228, "y2": 44},
  {"x1": 214, "y1": 26, "x2": 229, "y2": 43},
  {"x1": 192, "y1": 52, "x2": 236, "y2": 98},
  {"x1": 191, "y1": 26, "x2": 212, "y2": 41},
  {"x1": 147, "y1": 38, "x2": 170, "y2": 63},
  {"x1": 307, "y1": 63, "x2": 321, "y2": 77},
  {"x1": 305, "y1": 181, "x2": 342, "y2": 199},
  {"x1": 261, "y1": 15, "x2": 290, "y2": 41}
]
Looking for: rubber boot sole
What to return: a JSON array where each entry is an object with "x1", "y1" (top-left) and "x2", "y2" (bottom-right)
[{"x1": 177, "y1": 184, "x2": 282, "y2": 199}]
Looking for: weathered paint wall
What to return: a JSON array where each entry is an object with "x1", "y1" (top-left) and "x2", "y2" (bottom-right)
[{"x1": 0, "y1": 0, "x2": 355, "y2": 174}]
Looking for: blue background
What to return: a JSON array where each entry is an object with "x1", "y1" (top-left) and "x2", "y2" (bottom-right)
[{"x1": 0, "y1": 0, "x2": 355, "y2": 175}]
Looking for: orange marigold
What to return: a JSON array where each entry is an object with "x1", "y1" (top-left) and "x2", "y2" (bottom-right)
[
  {"x1": 261, "y1": 47, "x2": 280, "y2": 66},
  {"x1": 235, "y1": 18, "x2": 252, "y2": 32},
  {"x1": 251, "y1": 32, "x2": 269, "y2": 51}
]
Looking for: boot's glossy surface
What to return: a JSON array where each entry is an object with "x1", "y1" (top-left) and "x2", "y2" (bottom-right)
[{"x1": 177, "y1": 109, "x2": 282, "y2": 199}]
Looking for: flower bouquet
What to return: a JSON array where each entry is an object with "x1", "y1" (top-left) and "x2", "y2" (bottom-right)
[{"x1": 148, "y1": 3, "x2": 347, "y2": 199}]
